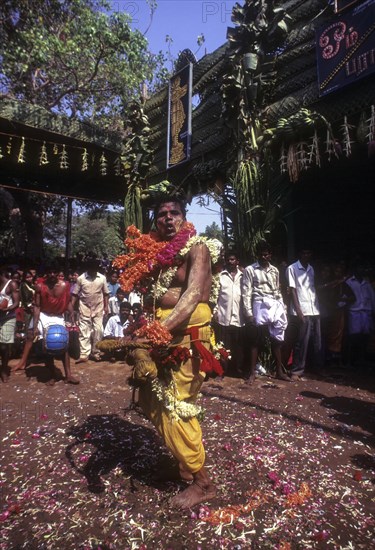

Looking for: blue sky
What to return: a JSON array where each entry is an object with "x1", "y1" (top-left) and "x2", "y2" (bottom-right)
[
  {"x1": 110, "y1": 0, "x2": 237, "y2": 232},
  {"x1": 112, "y1": 1, "x2": 236, "y2": 59}
]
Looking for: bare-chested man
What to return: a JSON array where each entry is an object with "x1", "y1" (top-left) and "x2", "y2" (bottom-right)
[
  {"x1": 14, "y1": 266, "x2": 79, "y2": 385},
  {"x1": 136, "y1": 199, "x2": 217, "y2": 509}
]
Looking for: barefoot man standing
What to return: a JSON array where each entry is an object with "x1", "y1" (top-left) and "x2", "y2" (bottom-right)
[{"x1": 115, "y1": 195, "x2": 222, "y2": 509}]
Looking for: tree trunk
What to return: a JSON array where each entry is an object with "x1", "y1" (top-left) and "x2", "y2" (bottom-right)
[{"x1": 11, "y1": 191, "x2": 45, "y2": 260}]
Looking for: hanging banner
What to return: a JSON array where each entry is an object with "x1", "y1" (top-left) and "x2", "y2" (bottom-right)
[
  {"x1": 167, "y1": 63, "x2": 192, "y2": 169},
  {"x1": 334, "y1": 0, "x2": 362, "y2": 12},
  {"x1": 316, "y1": 0, "x2": 375, "y2": 96}
]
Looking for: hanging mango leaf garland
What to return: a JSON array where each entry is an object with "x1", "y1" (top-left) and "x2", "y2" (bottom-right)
[
  {"x1": 221, "y1": 0, "x2": 291, "y2": 257},
  {"x1": 121, "y1": 101, "x2": 153, "y2": 231}
]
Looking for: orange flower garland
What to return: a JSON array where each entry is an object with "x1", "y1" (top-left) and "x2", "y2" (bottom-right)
[
  {"x1": 113, "y1": 225, "x2": 164, "y2": 293},
  {"x1": 134, "y1": 320, "x2": 172, "y2": 346},
  {"x1": 113, "y1": 222, "x2": 196, "y2": 294}
]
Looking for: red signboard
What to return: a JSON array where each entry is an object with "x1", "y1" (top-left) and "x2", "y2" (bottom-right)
[{"x1": 316, "y1": 0, "x2": 375, "y2": 96}]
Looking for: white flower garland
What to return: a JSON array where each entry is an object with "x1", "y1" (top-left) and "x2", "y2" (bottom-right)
[
  {"x1": 151, "y1": 377, "x2": 204, "y2": 422},
  {"x1": 153, "y1": 236, "x2": 221, "y2": 301}
]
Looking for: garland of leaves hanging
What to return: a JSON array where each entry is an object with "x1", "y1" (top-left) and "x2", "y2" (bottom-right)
[
  {"x1": 121, "y1": 101, "x2": 154, "y2": 232},
  {"x1": 0, "y1": 133, "x2": 123, "y2": 178},
  {"x1": 220, "y1": 0, "x2": 291, "y2": 258}
]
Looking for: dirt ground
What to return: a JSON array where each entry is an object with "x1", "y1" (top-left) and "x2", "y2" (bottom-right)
[{"x1": 0, "y1": 355, "x2": 374, "y2": 550}]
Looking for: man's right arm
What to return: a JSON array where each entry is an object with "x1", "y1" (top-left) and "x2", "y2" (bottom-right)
[
  {"x1": 70, "y1": 277, "x2": 80, "y2": 310},
  {"x1": 32, "y1": 285, "x2": 42, "y2": 337},
  {"x1": 287, "y1": 266, "x2": 304, "y2": 321},
  {"x1": 242, "y1": 267, "x2": 255, "y2": 324}
]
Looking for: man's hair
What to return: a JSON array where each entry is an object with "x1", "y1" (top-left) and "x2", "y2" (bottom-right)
[
  {"x1": 86, "y1": 258, "x2": 99, "y2": 270},
  {"x1": 256, "y1": 240, "x2": 272, "y2": 255},
  {"x1": 116, "y1": 287, "x2": 125, "y2": 295},
  {"x1": 132, "y1": 302, "x2": 142, "y2": 310},
  {"x1": 120, "y1": 301, "x2": 131, "y2": 310},
  {"x1": 225, "y1": 250, "x2": 238, "y2": 260},
  {"x1": 0, "y1": 268, "x2": 11, "y2": 277},
  {"x1": 297, "y1": 243, "x2": 313, "y2": 253},
  {"x1": 44, "y1": 264, "x2": 59, "y2": 274}
]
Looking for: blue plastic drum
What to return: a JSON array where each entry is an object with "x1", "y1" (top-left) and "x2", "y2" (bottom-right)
[{"x1": 44, "y1": 324, "x2": 69, "y2": 353}]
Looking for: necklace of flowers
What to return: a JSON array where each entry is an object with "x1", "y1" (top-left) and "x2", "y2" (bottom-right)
[
  {"x1": 153, "y1": 235, "x2": 222, "y2": 301},
  {"x1": 151, "y1": 377, "x2": 204, "y2": 422},
  {"x1": 113, "y1": 222, "x2": 196, "y2": 294}
]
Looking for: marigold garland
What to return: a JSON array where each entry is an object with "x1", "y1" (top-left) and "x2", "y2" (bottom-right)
[
  {"x1": 134, "y1": 320, "x2": 172, "y2": 346},
  {"x1": 113, "y1": 222, "x2": 196, "y2": 294}
]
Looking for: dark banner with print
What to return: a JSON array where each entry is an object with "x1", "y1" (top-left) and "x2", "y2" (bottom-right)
[
  {"x1": 334, "y1": 0, "x2": 362, "y2": 13},
  {"x1": 167, "y1": 63, "x2": 192, "y2": 169},
  {"x1": 316, "y1": 0, "x2": 375, "y2": 96}
]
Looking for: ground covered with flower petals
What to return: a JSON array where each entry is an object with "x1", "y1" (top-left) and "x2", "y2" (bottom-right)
[{"x1": 1, "y1": 358, "x2": 374, "y2": 549}]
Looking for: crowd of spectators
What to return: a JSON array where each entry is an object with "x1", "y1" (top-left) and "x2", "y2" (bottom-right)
[
  {"x1": 213, "y1": 243, "x2": 375, "y2": 382},
  {"x1": 1, "y1": 246, "x2": 374, "y2": 384},
  {"x1": 0, "y1": 254, "x2": 143, "y2": 383}
]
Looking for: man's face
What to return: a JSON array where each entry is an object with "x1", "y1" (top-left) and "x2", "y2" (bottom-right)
[
  {"x1": 155, "y1": 202, "x2": 185, "y2": 241},
  {"x1": 46, "y1": 270, "x2": 58, "y2": 284},
  {"x1": 132, "y1": 306, "x2": 141, "y2": 319},
  {"x1": 117, "y1": 291, "x2": 126, "y2": 302},
  {"x1": 226, "y1": 255, "x2": 238, "y2": 271},
  {"x1": 299, "y1": 250, "x2": 312, "y2": 265},
  {"x1": 258, "y1": 250, "x2": 271, "y2": 267},
  {"x1": 120, "y1": 307, "x2": 131, "y2": 319}
]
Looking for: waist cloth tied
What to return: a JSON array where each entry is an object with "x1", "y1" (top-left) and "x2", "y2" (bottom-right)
[{"x1": 138, "y1": 303, "x2": 215, "y2": 473}]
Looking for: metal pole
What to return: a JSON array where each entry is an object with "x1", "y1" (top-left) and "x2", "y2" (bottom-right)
[{"x1": 65, "y1": 197, "x2": 73, "y2": 275}]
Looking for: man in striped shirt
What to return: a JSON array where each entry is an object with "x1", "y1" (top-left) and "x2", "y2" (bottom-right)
[{"x1": 242, "y1": 241, "x2": 289, "y2": 384}]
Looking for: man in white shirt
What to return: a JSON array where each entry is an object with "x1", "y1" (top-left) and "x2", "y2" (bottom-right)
[
  {"x1": 104, "y1": 302, "x2": 131, "y2": 338},
  {"x1": 108, "y1": 287, "x2": 127, "y2": 317},
  {"x1": 345, "y1": 265, "x2": 375, "y2": 365},
  {"x1": 71, "y1": 259, "x2": 109, "y2": 363},
  {"x1": 213, "y1": 252, "x2": 245, "y2": 376},
  {"x1": 286, "y1": 247, "x2": 321, "y2": 379},
  {"x1": 242, "y1": 242, "x2": 289, "y2": 383}
]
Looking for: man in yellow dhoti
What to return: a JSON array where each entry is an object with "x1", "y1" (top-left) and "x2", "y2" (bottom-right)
[{"x1": 115, "y1": 198, "x2": 222, "y2": 509}]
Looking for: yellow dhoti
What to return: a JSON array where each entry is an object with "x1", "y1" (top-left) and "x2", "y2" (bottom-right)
[{"x1": 138, "y1": 303, "x2": 212, "y2": 474}]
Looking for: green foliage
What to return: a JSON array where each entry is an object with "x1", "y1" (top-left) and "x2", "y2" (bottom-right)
[
  {"x1": 199, "y1": 222, "x2": 223, "y2": 242},
  {"x1": 220, "y1": 0, "x2": 292, "y2": 258},
  {"x1": 71, "y1": 207, "x2": 124, "y2": 258},
  {"x1": 0, "y1": 0, "x2": 165, "y2": 128},
  {"x1": 0, "y1": 0, "x2": 166, "y2": 256}
]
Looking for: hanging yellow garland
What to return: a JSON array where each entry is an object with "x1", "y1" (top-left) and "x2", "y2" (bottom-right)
[
  {"x1": 17, "y1": 137, "x2": 26, "y2": 164},
  {"x1": 99, "y1": 152, "x2": 107, "y2": 176},
  {"x1": 39, "y1": 141, "x2": 49, "y2": 165},
  {"x1": 60, "y1": 144, "x2": 69, "y2": 169},
  {"x1": 81, "y1": 148, "x2": 88, "y2": 171}
]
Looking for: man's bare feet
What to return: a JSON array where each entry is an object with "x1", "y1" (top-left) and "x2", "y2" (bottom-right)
[
  {"x1": 76, "y1": 357, "x2": 89, "y2": 364},
  {"x1": 0, "y1": 370, "x2": 10, "y2": 383},
  {"x1": 169, "y1": 479, "x2": 216, "y2": 509},
  {"x1": 64, "y1": 377, "x2": 80, "y2": 385},
  {"x1": 245, "y1": 374, "x2": 256, "y2": 385},
  {"x1": 275, "y1": 371, "x2": 291, "y2": 381},
  {"x1": 13, "y1": 362, "x2": 26, "y2": 372}
]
